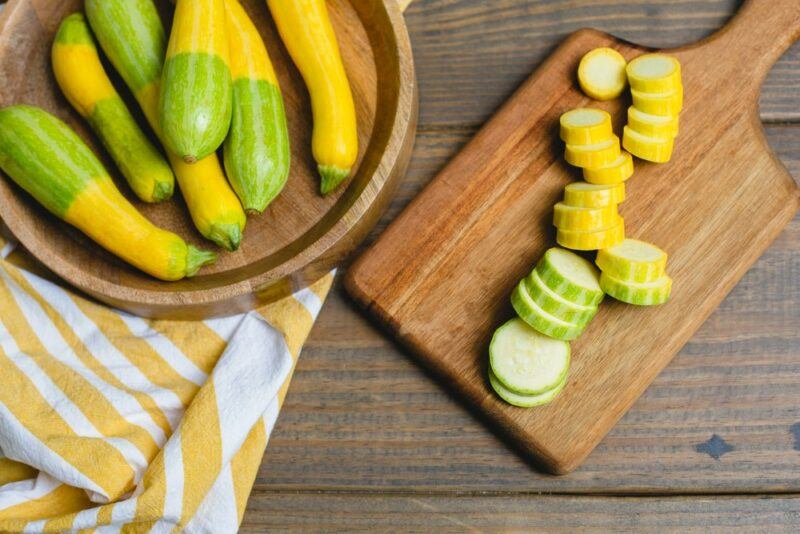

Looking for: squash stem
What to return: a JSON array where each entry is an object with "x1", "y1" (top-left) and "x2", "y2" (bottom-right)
[
  {"x1": 319, "y1": 165, "x2": 351, "y2": 195},
  {"x1": 208, "y1": 222, "x2": 243, "y2": 252},
  {"x1": 151, "y1": 180, "x2": 175, "y2": 203},
  {"x1": 185, "y1": 246, "x2": 217, "y2": 277}
]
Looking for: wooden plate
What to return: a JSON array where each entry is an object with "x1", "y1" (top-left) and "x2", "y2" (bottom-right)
[{"x1": 0, "y1": 0, "x2": 417, "y2": 318}]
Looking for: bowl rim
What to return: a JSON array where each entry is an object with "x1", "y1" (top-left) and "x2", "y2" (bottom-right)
[{"x1": 0, "y1": 0, "x2": 417, "y2": 311}]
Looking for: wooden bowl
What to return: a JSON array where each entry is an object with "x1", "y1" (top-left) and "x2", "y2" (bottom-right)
[{"x1": 0, "y1": 0, "x2": 417, "y2": 318}]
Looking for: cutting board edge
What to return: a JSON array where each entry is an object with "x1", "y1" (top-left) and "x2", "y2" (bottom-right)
[
  {"x1": 343, "y1": 6, "x2": 800, "y2": 474},
  {"x1": 345, "y1": 193, "x2": 799, "y2": 475},
  {"x1": 344, "y1": 274, "x2": 568, "y2": 473}
]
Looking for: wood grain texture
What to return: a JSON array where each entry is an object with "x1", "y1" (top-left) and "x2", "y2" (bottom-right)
[
  {"x1": 254, "y1": 126, "x2": 798, "y2": 494},
  {"x1": 241, "y1": 493, "x2": 800, "y2": 532},
  {"x1": 404, "y1": 0, "x2": 800, "y2": 128},
  {"x1": 0, "y1": 0, "x2": 417, "y2": 318},
  {"x1": 246, "y1": 0, "x2": 799, "y2": 527},
  {"x1": 345, "y1": 0, "x2": 800, "y2": 474},
  {"x1": 3, "y1": 0, "x2": 799, "y2": 528}
]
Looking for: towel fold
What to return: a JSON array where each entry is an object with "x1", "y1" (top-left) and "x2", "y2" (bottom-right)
[{"x1": 0, "y1": 229, "x2": 332, "y2": 532}]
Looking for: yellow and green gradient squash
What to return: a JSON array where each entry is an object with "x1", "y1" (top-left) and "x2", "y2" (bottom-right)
[
  {"x1": 52, "y1": 12, "x2": 174, "y2": 203},
  {"x1": 159, "y1": 0, "x2": 233, "y2": 164},
  {"x1": 268, "y1": 0, "x2": 358, "y2": 195},
  {"x1": 0, "y1": 106, "x2": 216, "y2": 281},
  {"x1": 85, "y1": 0, "x2": 246, "y2": 251},
  {"x1": 223, "y1": 0, "x2": 290, "y2": 214}
]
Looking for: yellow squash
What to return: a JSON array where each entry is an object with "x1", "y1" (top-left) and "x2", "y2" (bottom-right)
[
  {"x1": 564, "y1": 136, "x2": 621, "y2": 168},
  {"x1": 553, "y1": 202, "x2": 619, "y2": 232},
  {"x1": 563, "y1": 182, "x2": 626, "y2": 208},
  {"x1": 85, "y1": 0, "x2": 246, "y2": 251},
  {"x1": 52, "y1": 13, "x2": 174, "y2": 203},
  {"x1": 267, "y1": 0, "x2": 358, "y2": 194},
  {"x1": 223, "y1": 0, "x2": 291, "y2": 213},
  {"x1": 0, "y1": 106, "x2": 216, "y2": 281},
  {"x1": 582, "y1": 151, "x2": 634, "y2": 185},
  {"x1": 556, "y1": 219, "x2": 626, "y2": 251},
  {"x1": 559, "y1": 108, "x2": 613, "y2": 145},
  {"x1": 160, "y1": 0, "x2": 232, "y2": 163},
  {"x1": 577, "y1": 47, "x2": 628, "y2": 101},
  {"x1": 622, "y1": 126, "x2": 674, "y2": 163}
]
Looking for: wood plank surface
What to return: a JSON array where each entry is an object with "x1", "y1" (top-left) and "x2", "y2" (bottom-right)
[
  {"x1": 241, "y1": 493, "x2": 800, "y2": 532},
  {"x1": 245, "y1": 1, "x2": 800, "y2": 520},
  {"x1": 344, "y1": 0, "x2": 800, "y2": 473},
  {"x1": 2, "y1": 0, "x2": 794, "y2": 529},
  {"x1": 254, "y1": 126, "x2": 799, "y2": 494},
  {"x1": 404, "y1": 0, "x2": 800, "y2": 128}
]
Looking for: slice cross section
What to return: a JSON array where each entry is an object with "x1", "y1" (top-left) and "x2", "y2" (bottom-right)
[
  {"x1": 564, "y1": 182, "x2": 626, "y2": 208},
  {"x1": 511, "y1": 281, "x2": 585, "y2": 341},
  {"x1": 526, "y1": 270, "x2": 599, "y2": 325},
  {"x1": 557, "y1": 218, "x2": 625, "y2": 251},
  {"x1": 489, "y1": 317, "x2": 571, "y2": 395},
  {"x1": 626, "y1": 53, "x2": 682, "y2": 93},
  {"x1": 536, "y1": 247, "x2": 604, "y2": 306},
  {"x1": 489, "y1": 368, "x2": 567, "y2": 408},
  {"x1": 600, "y1": 272, "x2": 672, "y2": 306},
  {"x1": 596, "y1": 238, "x2": 667, "y2": 283},
  {"x1": 583, "y1": 151, "x2": 634, "y2": 185},
  {"x1": 577, "y1": 48, "x2": 628, "y2": 101},
  {"x1": 559, "y1": 108, "x2": 613, "y2": 145}
]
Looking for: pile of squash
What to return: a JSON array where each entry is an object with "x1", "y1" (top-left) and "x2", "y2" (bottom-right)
[{"x1": 0, "y1": 0, "x2": 357, "y2": 281}]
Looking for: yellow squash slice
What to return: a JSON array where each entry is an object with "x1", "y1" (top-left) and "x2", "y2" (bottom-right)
[
  {"x1": 583, "y1": 151, "x2": 634, "y2": 185},
  {"x1": 577, "y1": 47, "x2": 628, "y2": 101},
  {"x1": 596, "y1": 238, "x2": 667, "y2": 283},
  {"x1": 559, "y1": 108, "x2": 613, "y2": 145},
  {"x1": 556, "y1": 217, "x2": 625, "y2": 251},
  {"x1": 627, "y1": 106, "x2": 679, "y2": 139},
  {"x1": 553, "y1": 202, "x2": 618, "y2": 232},
  {"x1": 631, "y1": 86, "x2": 683, "y2": 117},
  {"x1": 626, "y1": 53, "x2": 682, "y2": 93},
  {"x1": 622, "y1": 126, "x2": 674, "y2": 163},
  {"x1": 565, "y1": 136, "x2": 621, "y2": 168},
  {"x1": 563, "y1": 181, "x2": 626, "y2": 208}
]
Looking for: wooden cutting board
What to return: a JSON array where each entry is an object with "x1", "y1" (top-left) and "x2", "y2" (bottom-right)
[{"x1": 345, "y1": 0, "x2": 800, "y2": 475}]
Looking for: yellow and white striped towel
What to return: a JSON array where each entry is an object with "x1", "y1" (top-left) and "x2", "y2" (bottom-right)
[{"x1": 0, "y1": 229, "x2": 332, "y2": 533}]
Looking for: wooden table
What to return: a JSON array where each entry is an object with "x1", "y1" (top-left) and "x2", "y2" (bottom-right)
[
  {"x1": 239, "y1": 0, "x2": 800, "y2": 530},
  {"x1": 1, "y1": 1, "x2": 792, "y2": 531},
  {"x1": 0, "y1": 1, "x2": 794, "y2": 531},
  {"x1": 243, "y1": 1, "x2": 800, "y2": 530}
]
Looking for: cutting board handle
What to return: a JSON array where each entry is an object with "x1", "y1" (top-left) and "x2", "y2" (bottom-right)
[{"x1": 694, "y1": 0, "x2": 800, "y2": 88}]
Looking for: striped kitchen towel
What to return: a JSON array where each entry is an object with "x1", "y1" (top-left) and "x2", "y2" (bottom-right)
[{"x1": 0, "y1": 229, "x2": 333, "y2": 533}]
